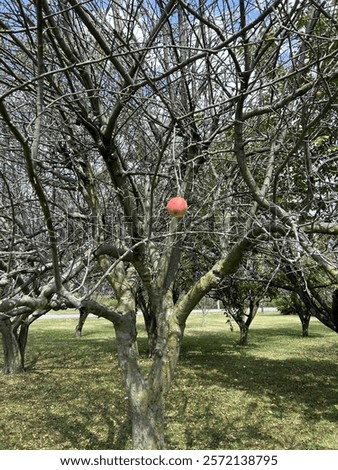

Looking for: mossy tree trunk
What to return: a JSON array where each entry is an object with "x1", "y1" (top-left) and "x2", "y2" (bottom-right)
[{"x1": 114, "y1": 289, "x2": 182, "y2": 450}]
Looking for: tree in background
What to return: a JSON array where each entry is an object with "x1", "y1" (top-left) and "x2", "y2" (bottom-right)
[{"x1": 211, "y1": 257, "x2": 270, "y2": 345}]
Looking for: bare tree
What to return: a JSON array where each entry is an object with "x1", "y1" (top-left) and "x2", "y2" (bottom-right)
[{"x1": 1, "y1": 0, "x2": 338, "y2": 449}]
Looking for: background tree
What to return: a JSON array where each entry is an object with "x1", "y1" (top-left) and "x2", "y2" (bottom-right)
[{"x1": 212, "y1": 259, "x2": 269, "y2": 345}]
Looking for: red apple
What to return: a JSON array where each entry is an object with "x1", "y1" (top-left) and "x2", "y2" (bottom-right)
[{"x1": 167, "y1": 196, "x2": 188, "y2": 218}]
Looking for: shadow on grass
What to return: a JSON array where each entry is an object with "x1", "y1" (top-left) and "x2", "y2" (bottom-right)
[
  {"x1": 0, "y1": 322, "x2": 133, "y2": 450},
  {"x1": 168, "y1": 330, "x2": 338, "y2": 449},
  {"x1": 42, "y1": 389, "x2": 132, "y2": 450},
  {"x1": 2, "y1": 318, "x2": 337, "y2": 450},
  {"x1": 45, "y1": 335, "x2": 132, "y2": 449},
  {"x1": 183, "y1": 333, "x2": 337, "y2": 402}
]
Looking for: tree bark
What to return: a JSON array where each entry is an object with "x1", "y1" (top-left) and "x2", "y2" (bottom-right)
[
  {"x1": 145, "y1": 316, "x2": 157, "y2": 358},
  {"x1": 129, "y1": 387, "x2": 166, "y2": 449},
  {"x1": 238, "y1": 322, "x2": 249, "y2": 345},
  {"x1": 136, "y1": 289, "x2": 158, "y2": 356},
  {"x1": 114, "y1": 312, "x2": 169, "y2": 449},
  {"x1": 75, "y1": 308, "x2": 89, "y2": 337},
  {"x1": 332, "y1": 289, "x2": 338, "y2": 331},
  {"x1": 16, "y1": 320, "x2": 30, "y2": 369},
  {"x1": 300, "y1": 314, "x2": 310, "y2": 337},
  {"x1": 301, "y1": 323, "x2": 309, "y2": 337},
  {"x1": 237, "y1": 298, "x2": 259, "y2": 345},
  {"x1": 0, "y1": 319, "x2": 24, "y2": 373},
  {"x1": 113, "y1": 289, "x2": 182, "y2": 449},
  {"x1": 114, "y1": 309, "x2": 163, "y2": 449}
]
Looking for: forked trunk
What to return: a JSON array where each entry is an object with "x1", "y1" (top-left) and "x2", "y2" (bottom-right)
[
  {"x1": 237, "y1": 299, "x2": 259, "y2": 346},
  {"x1": 114, "y1": 294, "x2": 182, "y2": 449},
  {"x1": 0, "y1": 319, "x2": 24, "y2": 373},
  {"x1": 114, "y1": 310, "x2": 167, "y2": 449}
]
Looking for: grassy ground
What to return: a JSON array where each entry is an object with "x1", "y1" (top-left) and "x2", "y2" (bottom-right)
[{"x1": 0, "y1": 312, "x2": 337, "y2": 450}]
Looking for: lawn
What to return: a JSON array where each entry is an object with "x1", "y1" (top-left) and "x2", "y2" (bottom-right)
[{"x1": 0, "y1": 311, "x2": 337, "y2": 450}]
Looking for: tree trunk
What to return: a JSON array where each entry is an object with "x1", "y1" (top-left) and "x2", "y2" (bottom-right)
[
  {"x1": 332, "y1": 289, "x2": 338, "y2": 331},
  {"x1": 113, "y1": 291, "x2": 182, "y2": 449},
  {"x1": 136, "y1": 289, "x2": 158, "y2": 356},
  {"x1": 0, "y1": 319, "x2": 24, "y2": 373},
  {"x1": 300, "y1": 315, "x2": 310, "y2": 337},
  {"x1": 237, "y1": 298, "x2": 259, "y2": 345},
  {"x1": 130, "y1": 389, "x2": 165, "y2": 449},
  {"x1": 238, "y1": 322, "x2": 248, "y2": 345},
  {"x1": 146, "y1": 316, "x2": 157, "y2": 357},
  {"x1": 17, "y1": 321, "x2": 30, "y2": 369},
  {"x1": 116, "y1": 316, "x2": 166, "y2": 449},
  {"x1": 75, "y1": 308, "x2": 89, "y2": 337}
]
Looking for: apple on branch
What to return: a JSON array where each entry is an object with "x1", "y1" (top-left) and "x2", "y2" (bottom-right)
[{"x1": 166, "y1": 196, "x2": 188, "y2": 218}]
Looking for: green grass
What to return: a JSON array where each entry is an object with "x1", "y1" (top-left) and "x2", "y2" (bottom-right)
[{"x1": 0, "y1": 312, "x2": 338, "y2": 450}]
